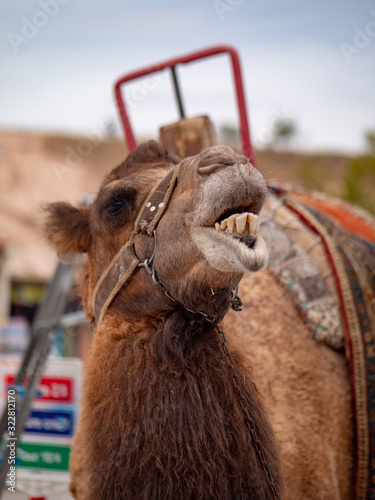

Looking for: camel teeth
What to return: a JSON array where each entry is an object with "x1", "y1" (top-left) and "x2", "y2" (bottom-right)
[
  {"x1": 235, "y1": 213, "x2": 247, "y2": 236},
  {"x1": 247, "y1": 213, "x2": 259, "y2": 237},
  {"x1": 226, "y1": 214, "x2": 237, "y2": 234},
  {"x1": 214, "y1": 212, "x2": 259, "y2": 239},
  {"x1": 220, "y1": 219, "x2": 227, "y2": 231}
]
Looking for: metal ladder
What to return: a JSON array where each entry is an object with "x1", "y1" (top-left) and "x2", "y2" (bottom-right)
[{"x1": 0, "y1": 261, "x2": 86, "y2": 497}]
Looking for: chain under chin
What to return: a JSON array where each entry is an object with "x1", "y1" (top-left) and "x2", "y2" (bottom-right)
[
  {"x1": 146, "y1": 261, "x2": 280, "y2": 500},
  {"x1": 215, "y1": 323, "x2": 281, "y2": 500}
]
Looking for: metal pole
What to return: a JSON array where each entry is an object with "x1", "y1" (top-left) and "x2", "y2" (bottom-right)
[{"x1": 170, "y1": 66, "x2": 185, "y2": 120}]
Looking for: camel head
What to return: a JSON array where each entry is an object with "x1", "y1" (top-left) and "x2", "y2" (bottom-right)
[{"x1": 44, "y1": 141, "x2": 268, "y2": 325}]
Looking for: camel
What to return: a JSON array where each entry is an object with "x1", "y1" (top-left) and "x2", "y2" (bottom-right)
[{"x1": 44, "y1": 141, "x2": 355, "y2": 499}]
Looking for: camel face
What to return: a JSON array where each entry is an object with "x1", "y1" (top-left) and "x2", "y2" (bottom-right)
[
  {"x1": 45, "y1": 141, "x2": 268, "y2": 321},
  {"x1": 178, "y1": 144, "x2": 269, "y2": 275},
  {"x1": 149, "y1": 144, "x2": 269, "y2": 310}
]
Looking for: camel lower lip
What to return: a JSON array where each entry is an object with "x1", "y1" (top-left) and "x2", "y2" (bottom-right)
[
  {"x1": 239, "y1": 233, "x2": 257, "y2": 249},
  {"x1": 191, "y1": 227, "x2": 269, "y2": 274},
  {"x1": 213, "y1": 229, "x2": 257, "y2": 249},
  {"x1": 204, "y1": 227, "x2": 261, "y2": 252}
]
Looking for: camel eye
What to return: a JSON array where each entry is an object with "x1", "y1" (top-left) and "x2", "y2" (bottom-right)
[
  {"x1": 107, "y1": 199, "x2": 124, "y2": 215},
  {"x1": 103, "y1": 187, "x2": 137, "y2": 219}
]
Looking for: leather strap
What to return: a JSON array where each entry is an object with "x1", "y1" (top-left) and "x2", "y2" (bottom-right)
[
  {"x1": 92, "y1": 241, "x2": 140, "y2": 327},
  {"x1": 135, "y1": 168, "x2": 178, "y2": 235},
  {"x1": 92, "y1": 167, "x2": 178, "y2": 328}
]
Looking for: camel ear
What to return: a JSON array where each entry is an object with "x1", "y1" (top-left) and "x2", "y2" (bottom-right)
[
  {"x1": 127, "y1": 141, "x2": 180, "y2": 167},
  {"x1": 44, "y1": 202, "x2": 91, "y2": 257}
]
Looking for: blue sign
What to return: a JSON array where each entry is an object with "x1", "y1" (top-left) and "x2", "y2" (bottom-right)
[{"x1": 24, "y1": 410, "x2": 74, "y2": 437}]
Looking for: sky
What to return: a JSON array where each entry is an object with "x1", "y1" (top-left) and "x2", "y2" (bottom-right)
[{"x1": 0, "y1": 0, "x2": 374, "y2": 154}]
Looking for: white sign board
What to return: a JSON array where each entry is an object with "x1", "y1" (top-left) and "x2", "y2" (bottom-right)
[{"x1": 0, "y1": 356, "x2": 82, "y2": 497}]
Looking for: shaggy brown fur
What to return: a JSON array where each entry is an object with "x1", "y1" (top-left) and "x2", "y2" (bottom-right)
[
  {"x1": 75, "y1": 313, "x2": 281, "y2": 499},
  {"x1": 44, "y1": 141, "x2": 353, "y2": 500},
  {"x1": 226, "y1": 272, "x2": 353, "y2": 499}
]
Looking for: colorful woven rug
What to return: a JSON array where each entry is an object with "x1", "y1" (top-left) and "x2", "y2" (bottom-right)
[
  {"x1": 261, "y1": 206, "x2": 344, "y2": 350},
  {"x1": 269, "y1": 185, "x2": 375, "y2": 500}
]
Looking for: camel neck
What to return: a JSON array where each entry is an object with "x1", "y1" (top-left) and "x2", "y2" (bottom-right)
[{"x1": 82, "y1": 310, "x2": 281, "y2": 499}]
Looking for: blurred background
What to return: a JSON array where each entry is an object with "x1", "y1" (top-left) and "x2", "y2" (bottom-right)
[
  {"x1": 1, "y1": 0, "x2": 375, "y2": 151},
  {"x1": 0, "y1": 1, "x2": 374, "y2": 497}
]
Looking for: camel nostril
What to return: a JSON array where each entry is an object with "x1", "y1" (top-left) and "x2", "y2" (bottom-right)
[
  {"x1": 198, "y1": 159, "x2": 250, "y2": 175},
  {"x1": 197, "y1": 161, "x2": 234, "y2": 175},
  {"x1": 196, "y1": 146, "x2": 249, "y2": 174}
]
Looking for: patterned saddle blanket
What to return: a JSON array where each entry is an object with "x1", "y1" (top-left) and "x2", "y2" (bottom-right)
[{"x1": 261, "y1": 184, "x2": 375, "y2": 500}]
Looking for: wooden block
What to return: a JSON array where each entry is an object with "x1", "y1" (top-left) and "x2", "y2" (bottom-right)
[{"x1": 159, "y1": 116, "x2": 217, "y2": 158}]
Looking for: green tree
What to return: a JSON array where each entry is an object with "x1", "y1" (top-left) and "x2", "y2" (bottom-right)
[
  {"x1": 272, "y1": 118, "x2": 297, "y2": 147},
  {"x1": 344, "y1": 155, "x2": 375, "y2": 214},
  {"x1": 365, "y1": 128, "x2": 375, "y2": 156}
]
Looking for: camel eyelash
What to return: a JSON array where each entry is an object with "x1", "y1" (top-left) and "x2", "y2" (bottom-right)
[{"x1": 100, "y1": 187, "x2": 137, "y2": 215}]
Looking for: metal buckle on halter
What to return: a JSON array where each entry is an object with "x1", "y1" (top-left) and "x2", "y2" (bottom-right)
[
  {"x1": 137, "y1": 230, "x2": 157, "y2": 275},
  {"x1": 230, "y1": 284, "x2": 243, "y2": 311}
]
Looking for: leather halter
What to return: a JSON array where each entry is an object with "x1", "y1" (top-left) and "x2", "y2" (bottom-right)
[{"x1": 92, "y1": 167, "x2": 179, "y2": 328}]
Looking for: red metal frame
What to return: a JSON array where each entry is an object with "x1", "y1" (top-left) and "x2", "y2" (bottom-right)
[{"x1": 114, "y1": 45, "x2": 254, "y2": 162}]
